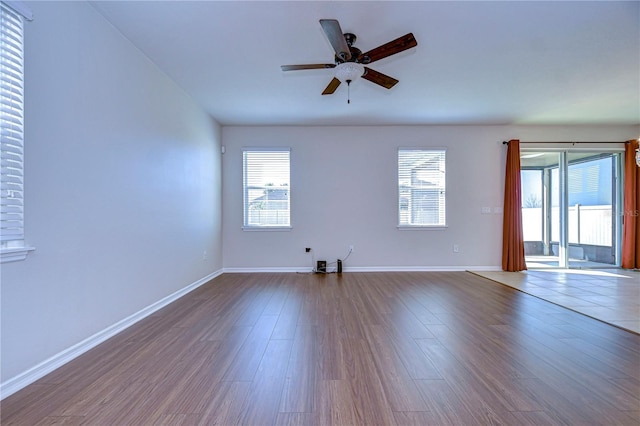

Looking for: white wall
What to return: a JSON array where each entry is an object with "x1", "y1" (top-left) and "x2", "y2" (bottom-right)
[
  {"x1": 222, "y1": 125, "x2": 638, "y2": 271},
  {"x1": 1, "y1": 1, "x2": 222, "y2": 386}
]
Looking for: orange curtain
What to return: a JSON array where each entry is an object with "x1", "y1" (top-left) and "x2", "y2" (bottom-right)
[
  {"x1": 502, "y1": 139, "x2": 527, "y2": 271},
  {"x1": 621, "y1": 139, "x2": 640, "y2": 269}
]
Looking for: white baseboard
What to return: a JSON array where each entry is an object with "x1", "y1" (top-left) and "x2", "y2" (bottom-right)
[
  {"x1": 223, "y1": 267, "x2": 309, "y2": 273},
  {"x1": 0, "y1": 269, "x2": 223, "y2": 400},
  {"x1": 345, "y1": 266, "x2": 502, "y2": 272},
  {"x1": 463, "y1": 266, "x2": 503, "y2": 272},
  {"x1": 223, "y1": 266, "x2": 502, "y2": 273}
]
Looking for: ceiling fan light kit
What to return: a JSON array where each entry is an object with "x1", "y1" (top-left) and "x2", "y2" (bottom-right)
[
  {"x1": 281, "y1": 19, "x2": 417, "y2": 103},
  {"x1": 335, "y1": 62, "x2": 364, "y2": 83}
]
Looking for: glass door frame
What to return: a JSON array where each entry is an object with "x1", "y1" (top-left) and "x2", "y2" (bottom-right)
[{"x1": 521, "y1": 147, "x2": 624, "y2": 269}]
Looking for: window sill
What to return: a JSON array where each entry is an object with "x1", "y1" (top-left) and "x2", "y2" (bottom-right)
[
  {"x1": 242, "y1": 226, "x2": 292, "y2": 232},
  {"x1": 1, "y1": 246, "x2": 35, "y2": 263},
  {"x1": 397, "y1": 225, "x2": 448, "y2": 230}
]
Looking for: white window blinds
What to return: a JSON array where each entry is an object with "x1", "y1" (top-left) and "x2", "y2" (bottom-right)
[
  {"x1": 243, "y1": 149, "x2": 291, "y2": 228},
  {"x1": 398, "y1": 149, "x2": 446, "y2": 227},
  {"x1": 1, "y1": 2, "x2": 25, "y2": 243}
]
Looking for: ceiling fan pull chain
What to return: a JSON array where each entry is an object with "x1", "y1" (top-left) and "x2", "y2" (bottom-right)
[{"x1": 347, "y1": 79, "x2": 351, "y2": 104}]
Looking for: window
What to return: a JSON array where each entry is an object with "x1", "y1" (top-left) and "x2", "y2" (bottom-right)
[
  {"x1": 243, "y1": 148, "x2": 291, "y2": 229},
  {"x1": 398, "y1": 149, "x2": 446, "y2": 227},
  {"x1": 1, "y1": 1, "x2": 32, "y2": 262}
]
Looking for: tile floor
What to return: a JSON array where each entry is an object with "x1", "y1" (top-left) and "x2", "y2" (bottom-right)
[{"x1": 471, "y1": 268, "x2": 640, "y2": 334}]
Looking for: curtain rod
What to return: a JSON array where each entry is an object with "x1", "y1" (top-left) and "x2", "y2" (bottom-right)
[{"x1": 502, "y1": 140, "x2": 629, "y2": 145}]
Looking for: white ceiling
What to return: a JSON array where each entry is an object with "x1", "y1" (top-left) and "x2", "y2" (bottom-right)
[{"x1": 90, "y1": 1, "x2": 639, "y2": 126}]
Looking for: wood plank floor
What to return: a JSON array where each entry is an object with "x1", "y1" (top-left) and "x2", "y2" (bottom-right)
[{"x1": 2, "y1": 272, "x2": 639, "y2": 425}]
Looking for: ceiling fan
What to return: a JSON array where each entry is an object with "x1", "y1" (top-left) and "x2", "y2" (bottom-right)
[{"x1": 281, "y1": 19, "x2": 417, "y2": 100}]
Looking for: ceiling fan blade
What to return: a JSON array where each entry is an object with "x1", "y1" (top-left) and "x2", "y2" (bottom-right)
[
  {"x1": 319, "y1": 19, "x2": 351, "y2": 61},
  {"x1": 362, "y1": 67, "x2": 399, "y2": 89},
  {"x1": 358, "y1": 33, "x2": 417, "y2": 63},
  {"x1": 281, "y1": 64, "x2": 336, "y2": 71},
  {"x1": 322, "y1": 77, "x2": 341, "y2": 95}
]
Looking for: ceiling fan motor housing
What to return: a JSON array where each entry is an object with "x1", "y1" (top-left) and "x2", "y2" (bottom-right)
[{"x1": 336, "y1": 33, "x2": 370, "y2": 64}]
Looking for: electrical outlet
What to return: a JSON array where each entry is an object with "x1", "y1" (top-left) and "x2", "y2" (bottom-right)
[
  {"x1": 202, "y1": 250, "x2": 208, "y2": 260},
  {"x1": 349, "y1": 245, "x2": 354, "y2": 252},
  {"x1": 453, "y1": 244, "x2": 460, "y2": 253}
]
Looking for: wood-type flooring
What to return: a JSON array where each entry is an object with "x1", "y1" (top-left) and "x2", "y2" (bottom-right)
[{"x1": 2, "y1": 271, "x2": 639, "y2": 425}]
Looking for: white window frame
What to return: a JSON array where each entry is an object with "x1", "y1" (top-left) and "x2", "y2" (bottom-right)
[
  {"x1": 242, "y1": 147, "x2": 292, "y2": 231},
  {"x1": 398, "y1": 148, "x2": 447, "y2": 229},
  {"x1": 1, "y1": 1, "x2": 34, "y2": 262}
]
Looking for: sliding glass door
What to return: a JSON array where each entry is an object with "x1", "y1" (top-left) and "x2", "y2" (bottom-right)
[{"x1": 521, "y1": 150, "x2": 622, "y2": 269}]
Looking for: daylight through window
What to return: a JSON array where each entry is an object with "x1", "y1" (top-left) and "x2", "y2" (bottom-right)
[
  {"x1": 1, "y1": 2, "x2": 27, "y2": 252},
  {"x1": 398, "y1": 149, "x2": 446, "y2": 227},
  {"x1": 243, "y1": 149, "x2": 291, "y2": 228}
]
